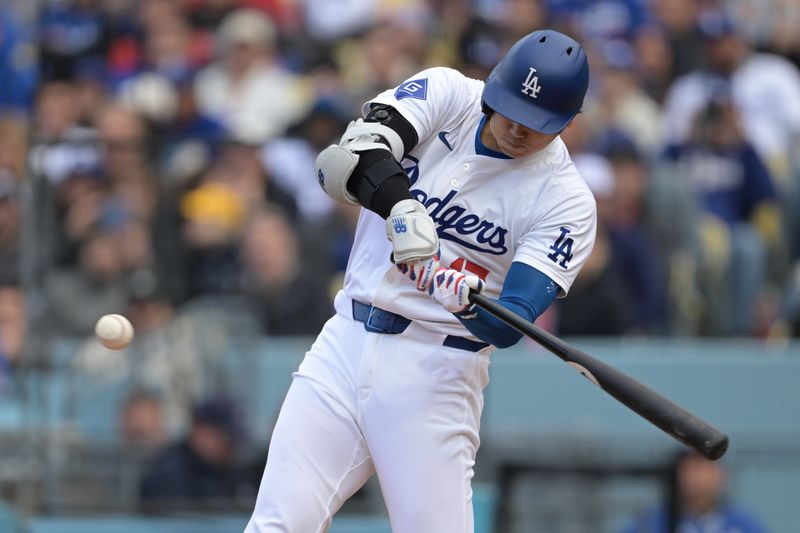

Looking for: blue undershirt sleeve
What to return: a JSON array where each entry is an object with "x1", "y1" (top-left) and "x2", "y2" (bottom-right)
[{"x1": 456, "y1": 261, "x2": 559, "y2": 348}]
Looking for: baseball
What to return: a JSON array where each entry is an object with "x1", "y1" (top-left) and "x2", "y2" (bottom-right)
[{"x1": 95, "y1": 314, "x2": 135, "y2": 350}]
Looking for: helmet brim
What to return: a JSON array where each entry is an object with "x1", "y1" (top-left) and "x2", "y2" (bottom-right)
[{"x1": 482, "y1": 85, "x2": 575, "y2": 135}]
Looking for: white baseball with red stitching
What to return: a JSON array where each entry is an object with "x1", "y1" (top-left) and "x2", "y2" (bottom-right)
[{"x1": 95, "y1": 314, "x2": 135, "y2": 350}]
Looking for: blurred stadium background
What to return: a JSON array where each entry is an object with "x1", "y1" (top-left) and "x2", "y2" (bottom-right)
[{"x1": 0, "y1": 0, "x2": 799, "y2": 531}]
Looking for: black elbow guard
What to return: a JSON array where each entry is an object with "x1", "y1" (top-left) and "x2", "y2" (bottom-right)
[
  {"x1": 347, "y1": 148, "x2": 412, "y2": 219},
  {"x1": 364, "y1": 104, "x2": 419, "y2": 158},
  {"x1": 343, "y1": 105, "x2": 418, "y2": 218}
]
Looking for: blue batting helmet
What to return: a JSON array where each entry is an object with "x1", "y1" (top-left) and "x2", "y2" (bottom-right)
[{"x1": 481, "y1": 29, "x2": 589, "y2": 134}]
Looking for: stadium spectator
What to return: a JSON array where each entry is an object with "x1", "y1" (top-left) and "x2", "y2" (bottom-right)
[
  {"x1": 214, "y1": 138, "x2": 297, "y2": 218},
  {"x1": 73, "y1": 269, "x2": 244, "y2": 439},
  {"x1": 261, "y1": 99, "x2": 361, "y2": 280},
  {"x1": 140, "y1": 5, "x2": 202, "y2": 83},
  {"x1": 139, "y1": 395, "x2": 254, "y2": 511},
  {"x1": 151, "y1": 67, "x2": 226, "y2": 181},
  {"x1": 648, "y1": 0, "x2": 706, "y2": 76},
  {"x1": 43, "y1": 215, "x2": 131, "y2": 336},
  {"x1": 558, "y1": 149, "x2": 632, "y2": 335},
  {"x1": 0, "y1": 171, "x2": 21, "y2": 284},
  {"x1": 301, "y1": 0, "x2": 380, "y2": 43},
  {"x1": 0, "y1": 285, "x2": 25, "y2": 376},
  {"x1": 498, "y1": 0, "x2": 548, "y2": 45},
  {"x1": 37, "y1": 0, "x2": 107, "y2": 83},
  {"x1": 193, "y1": 8, "x2": 310, "y2": 143},
  {"x1": 567, "y1": 119, "x2": 670, "y2": 335},
  {"x1": 169, "y1": 137, "x2": 298, "y2": 301},
  {"x1": 630, "y1": 23, "x2": 677, "y2": 103},
  {"x1": 261, "y1": 99, "x2": 349, "y2": 224},
  {"x1": 178, "y1": 174, "x2": 246, "y2": 299},
  {"x1": 656, "y1": 96, "x2": 781, "y2": 335},
  {"x1": 93, "y1": 104, "x2": 155, "y2": 193},
  {"x1": 336, "y1": 20, "x2": 425, "y2": 112},
  {"x1": 557, "y1": 223, "x2": 632, "y2": 336},
  {"x1": 0, "y1": 116, "x2": 29, "y2": 181},
  {"x1": 727, "y1": 0, "x2": 800, "y2": 64},
  {"x1": 29, "y1": 81, "x2": 101, "y2": 195},
  {"x1": 662, "y1": 8, "x2": 800, "y2": 190},
  {"x1": 620, "y1": 451, "x2": 767, "y2": 533},
  {"x1": 547, "y1": 0, "x2": 650, "y2": 42},
  {"x1": 118, "y1": 389, "x2": 168, "y2": 452},
  {"x1": 590, "y1": 39, "x2": 664, "y2": 156},
  {"x1": 0, "y1": 6, "x2": 36, "y2": 111},
  {"x1": 605, "y1": 142, "x2": 670, "y2": 334},
  {"x1": 239, "y1": 207, "x2": 333, "y2": 336}
]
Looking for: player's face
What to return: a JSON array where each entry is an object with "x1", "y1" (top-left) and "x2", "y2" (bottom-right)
[{"x1": 484, "y1": 113, "x2": 559, "y2": 158}]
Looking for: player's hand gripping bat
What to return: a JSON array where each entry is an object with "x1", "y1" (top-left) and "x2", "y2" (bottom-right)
[{"x1": 468, "y1": 292, "x2": 729, "y2": 460}]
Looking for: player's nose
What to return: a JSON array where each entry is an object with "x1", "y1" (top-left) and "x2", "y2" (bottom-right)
[{"x1": 508, "y1": 121, "x2": 528, "y2": 138}]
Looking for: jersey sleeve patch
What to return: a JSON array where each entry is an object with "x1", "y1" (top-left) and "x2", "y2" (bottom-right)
[{"x1": 394, "y1": 78, "x2": 428, "y2": 101}]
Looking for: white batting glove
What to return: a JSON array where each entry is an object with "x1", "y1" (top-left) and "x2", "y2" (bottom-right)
[
  {"x1": 386, "y1": 199, "x2": 439, "y2": 264},
  {"x1": 427, "y1": 268, "x2": 484, "y2": 317},
  {"x1": 397, "y1": 252, "x2": 440, "y2": 291}
]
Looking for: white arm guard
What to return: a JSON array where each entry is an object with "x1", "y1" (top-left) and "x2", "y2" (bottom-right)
[
  {"x1": 340, "y1": 119, "x2": 405, "y2": 160},
  {"x1": 314, "y1": 119, "x2": 406, "y2": 206},
  {"x1": 315, "y1": 144, "x2": 360, "y2": 205},
  {"x1": 386, "y1": 199, "x2": 439, "y2": 263}
]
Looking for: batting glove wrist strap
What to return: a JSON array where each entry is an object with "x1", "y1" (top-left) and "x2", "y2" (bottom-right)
[
  {"x1": 454, "y1": 304, "x2": 479, "y2": 320},
  {"x1": 386, "y1": 199, "x2": 439, "y2": 263},
  {"x1": 396, "y1": 249, "x2": 440, "y2": 291}
]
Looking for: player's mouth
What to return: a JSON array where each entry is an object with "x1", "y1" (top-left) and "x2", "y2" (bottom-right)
[{"x1": 501, "y1": 138, "x2": 530, "y2": 154}]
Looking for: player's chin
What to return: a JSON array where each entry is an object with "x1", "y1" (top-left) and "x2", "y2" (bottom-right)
[{"x1": 499, "y1": 141, "x2": 536, "y2": 158}]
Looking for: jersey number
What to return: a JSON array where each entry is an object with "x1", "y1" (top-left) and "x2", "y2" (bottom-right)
[{"x1": 449, "y1": 257, "x2": 489, "y2": 281}]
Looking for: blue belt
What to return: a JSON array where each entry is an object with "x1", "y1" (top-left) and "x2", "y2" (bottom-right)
[{"x1": 351, "y1": 300, "x2": 490, "y2": 353}]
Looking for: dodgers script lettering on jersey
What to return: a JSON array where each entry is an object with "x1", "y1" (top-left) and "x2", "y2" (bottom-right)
[
  {"x1": 403, "y1": 156, "x2": 508, "y2": 256},
  {"x1": 343, "y1": 67, "x2": 597, "y2": 338}
]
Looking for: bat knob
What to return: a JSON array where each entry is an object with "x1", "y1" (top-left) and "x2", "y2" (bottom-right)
[{"x1": 703, "y1": 434, "x2": 729, "y2": 461}]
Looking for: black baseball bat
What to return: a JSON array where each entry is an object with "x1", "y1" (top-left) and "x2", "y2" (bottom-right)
[{"x1": 469, "y1": 292, "x2": 729, "y2": 460}]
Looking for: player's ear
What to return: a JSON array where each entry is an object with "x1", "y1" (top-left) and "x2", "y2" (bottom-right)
[{"x1": 560, "y1": 118, "x2": 576, "y2": 133}]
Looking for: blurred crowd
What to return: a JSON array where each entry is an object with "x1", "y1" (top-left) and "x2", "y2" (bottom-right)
[
  {"x1": 5, "y1": 0, "x2": 800, "y2": 342},
  {"x1": 0, "y1": 0, "x2": 799, "y2": 511}
]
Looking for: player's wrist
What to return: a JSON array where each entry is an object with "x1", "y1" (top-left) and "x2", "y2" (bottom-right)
[
  {"x1": 454, "y1": 304, "x2": 478, "y2": 319},
  {"x1": 389, "y1": 199, "x2": 425, "y2": 216}
]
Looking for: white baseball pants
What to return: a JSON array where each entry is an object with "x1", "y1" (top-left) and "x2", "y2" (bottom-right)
[{"x1": 244, "y1": 293, "x2": 492, "y2": 532}]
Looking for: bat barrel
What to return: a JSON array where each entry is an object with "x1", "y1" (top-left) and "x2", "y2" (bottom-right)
[
  {"x1": 598, "y1": 360, "x2": 729, "y2": 460},
  {"x1": 469, "y1": 292, "x2": 729, "y2": 460}
]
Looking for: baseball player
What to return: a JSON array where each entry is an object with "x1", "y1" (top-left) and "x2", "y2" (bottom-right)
[{"x1": 245, "y1": 29, "x2": 596, "y2": 532}]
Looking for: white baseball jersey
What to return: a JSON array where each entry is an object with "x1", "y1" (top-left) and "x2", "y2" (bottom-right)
[
  {"x1": 343, "y1": 67, "x2": 597, "y2": 339},
  {"x1": 246, "y1": 65, "x2": 598, "y2": 533}
]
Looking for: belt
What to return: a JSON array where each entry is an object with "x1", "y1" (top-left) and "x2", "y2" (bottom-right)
[{"x1": 352, "y1": 300, "x2": 490, "y2": 353}]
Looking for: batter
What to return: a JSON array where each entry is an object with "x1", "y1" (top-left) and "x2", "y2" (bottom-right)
[{"x1": 245, "y1": 29, "x2": 596, "y2": 533}]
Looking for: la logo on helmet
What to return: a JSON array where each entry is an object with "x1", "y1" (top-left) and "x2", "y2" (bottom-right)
[{"x1": 521, "y1": 67, "x2": 542, "y2": 98}]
